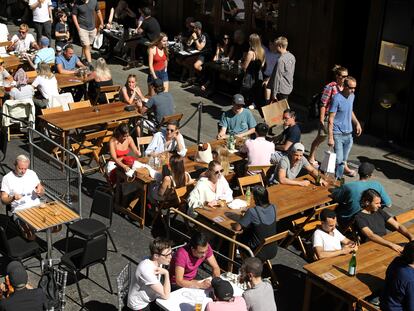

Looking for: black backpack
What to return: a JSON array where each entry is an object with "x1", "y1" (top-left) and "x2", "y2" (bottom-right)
[
  {"x1": 309, "y1": 92, "x2": 322, "y2": 119},
  {"x1": 38, "y1": 266, "x2": 60, "y2": 309}
]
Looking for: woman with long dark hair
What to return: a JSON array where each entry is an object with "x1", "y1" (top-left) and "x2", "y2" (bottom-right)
[{"x1": 147, "y1": 32, "x2": 169, "y2": 97}]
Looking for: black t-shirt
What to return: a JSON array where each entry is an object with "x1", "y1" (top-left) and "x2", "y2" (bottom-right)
[
  {"x1": 230, "y1": 41, "x2": 249, "y2": 62},
  {"x1": 72, "y1": 0, "x2": 99, "y2": 31},
  {"x1": 355, "y1": 209, "x2": 391, "y2": 242},
  {"x1": 0, "y1": 288, "x2": 47, "y2": 311},
  {"x1": 140, "y1": 16, "x2": 161, "y2": 42},
  {"x1": 282, "y1": 124, "x2": 301, "y2": 145},
  {"x1": 222, "y1": 0, "x2": 238, "y2": 21}
]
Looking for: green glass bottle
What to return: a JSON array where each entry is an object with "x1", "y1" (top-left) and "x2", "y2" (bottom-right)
[
  {"x1": 348, "y1": 251, "x2": 357, "y2": 276},
  {"x1": 245, "y1": 186, "x2": 251, "y2": 206}
]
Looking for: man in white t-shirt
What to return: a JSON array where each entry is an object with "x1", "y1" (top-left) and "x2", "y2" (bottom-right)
[
  {"x1": 312, "y1": 209, "x2": 358, "y2": 260},
  {"x1": 127, "y1": 238, "x2": 172, "y2": 311},
  {"x1": 0, "y1": 23, "x2": 9, "y2": 54},
  {"x1": 29, "y1": 0, "x2": 53, "y2": 43},
  {"x1": 1, "y1": 154, "x2": 44, "y2": 213},
  {"x1": 9, "y1": 24, "x2": 39, "y2": 53}
]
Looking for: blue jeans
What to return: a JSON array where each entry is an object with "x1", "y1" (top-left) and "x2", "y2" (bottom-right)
[{"x1": 333, "y1": 133, "x2": 353, "y2": 178}]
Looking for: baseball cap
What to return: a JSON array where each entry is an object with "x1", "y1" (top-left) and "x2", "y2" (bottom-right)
[
  {"x1": 193, "y1": 21, "x2": 202, "y2": 29},
  {"x1": 232, "y1": 94, "x2": 245, "y2": 106},
  {"x1": 211, "y1": 277, "x2": 233, "y2": 301},
  {"x1": 7, "y1": 261, "x2": 28, "y2": 288},
  {"x1": 152, "y1": 78, "x2": 163, "y2": 88},
  {"x1": 291, "y1": 142, "x2": 305, "y2": 153},
  {"x1": 358, "y1": 162, "x2": 375, "y2": 177},
  {"x1": 40, "y1": 36, "x2": 50, "y2": 47}
]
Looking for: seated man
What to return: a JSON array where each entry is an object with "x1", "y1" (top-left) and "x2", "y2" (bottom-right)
[
  {"x1": 271, "y1": 108, "x2": 301, "y2": 164},
  {"x1": 0, "y1": 58, "x2": 14, "y2": 85},
  {"x1": 274, "y1": 143, "x2": 327, "y2": 186},
  {"x1": 169, "y1": 232, "x2": 221, "y2": 289},
  {"x1": 0, "y1": 261, "x2": 47, "y2": 310},
  {"x1": 206, "y1": 277, "x2": 247, "y2": 311},
  {"x1": 55, "y1": 44, "x2": 86, "y2": 74},
  {"x1": 332, "y1": 162, "x2": 392, "y2": 229},
  {"x1": 240, "y1": 257, "x2": 277, "y2": 311},
  {"x1": 217, "y1": 94, "x2": 257, "y2": 139},
  {"x1": 355, "y1": 189, "x2": 414, "y2": 253},
  {"x1": 381, "y1": 241, "x2": 414, "y2": 311},
  {"x1": 9, "y1": 24, "x2": 39, "y2": 52},
  {"x1": 25, "y1": 36, "x2": 54, "y2": 69},
  {"x1": 312, "y1": 209, "x2": 357, "y2": 260},
  {"x1": 145, "y1": 121, "x2": 187, "y2": 157},
  {"x1": 142, "y1": 78, "x2": 174, "y2": 126},
  {"x1": 127, "y1": 238, "x2": 172, "y2": 311}
]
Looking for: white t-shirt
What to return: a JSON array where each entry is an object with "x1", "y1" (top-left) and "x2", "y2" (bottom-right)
[
  {"x1": 312, "y1": 228, "x2": 346, "y2": 251},
  {"x1": 32, "y1": 75, "x2": 59, "y2": 99},
  {"x1": 29, "y1": 0, "x2": 52, "y2": 23},
  {"x1": 0, "y1": 23, "x2": 9, "y2": 53},
  {"x1": 11, "y1": 33, "x2": 36, "y2": 52},
  {"x1": 9, "y1": 85, "x2": 35, "y2": 100},
  {"x1": 1, "y1": 169, "x2": 41, "y2": 212},
  {"x1": 127, "y1": 259, "x2": 161, "y2": 310},
  {"x1": 0, "y1": 69, "x2": 11, "y2": 86}
]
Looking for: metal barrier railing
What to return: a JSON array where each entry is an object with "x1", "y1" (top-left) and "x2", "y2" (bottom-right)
[{"x1": 27, "y1": 126, "x2": 83, "y2": 216}]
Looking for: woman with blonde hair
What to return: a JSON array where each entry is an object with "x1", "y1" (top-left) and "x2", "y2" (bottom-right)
[
  {"x1": 147, "y1": 32, "x2": 169, "y2": 96},
  {"x1": 212, "y1": 145, "x2": 231, "y2": 176},
  {"x1": 32, "y1": 62, "x2": 59, "y2": 108},
  {"x1": 240, "y1": 33, "x2": 265, "y2": 111},
  {"x1": 88, "y1": 57, "x2": 114, "y2": 103}
]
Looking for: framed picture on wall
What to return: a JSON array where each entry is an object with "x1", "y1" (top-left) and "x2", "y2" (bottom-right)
[{"x1": 378, "y1": 40, "x2": 409, "y2": 71}]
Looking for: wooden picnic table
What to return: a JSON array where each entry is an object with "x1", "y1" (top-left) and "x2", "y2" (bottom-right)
[
  {"x1": 2, "y1": 54, "x2": 23, "y2": 70},
  {"x1": 55, "y1": 73, "x2": 88, "y2": 88},
  {"x1": 302, "y1": 224, "x2": 414, "y2": 311},
  {"x1": 15, "y1": 201, "x2": 80, "y2": 259}
]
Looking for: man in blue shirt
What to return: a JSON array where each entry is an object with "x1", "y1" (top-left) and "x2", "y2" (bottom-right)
[
  {"x1": 328, "y1": 76, "x2": 362, "y2": 179},
  {"x1": 332, "y1": 162, "x2": 392, "y2": 229},
  {"x1": 217, "y1": 94, "x2": 257, "y2": 139},
  {"x1": 381, "y1": 241, "x2": 414, "y2": 311},
  {"x1": 26, "y1": 36, "x2": 55, "y2": 69},
  {"x1": 55, "y1": 44, "x2": 86, "y2": 74}
]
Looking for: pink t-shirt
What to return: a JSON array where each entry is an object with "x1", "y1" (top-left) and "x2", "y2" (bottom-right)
[
  {"x1": 242, "y1": 137, "x2": 275, "y2": 166},
  {"x1": 206, "y1": 296, "x2": 248, "y2": 311},
  {"x1": 169, "y1": 244, "x2": 213, "y2": 284}
]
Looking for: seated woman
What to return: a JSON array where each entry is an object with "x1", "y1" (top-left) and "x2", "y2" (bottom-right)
[
  {"x1": 149, "y1": 154, "x2": 193, "y2": 203},
  {"x1": 9, "y1": 69, "x2": 34, "y2": 101},
  {"x1": 231, "y1": 185, "x2": 277, "y2": 261},
  {"x1": 108, "y1": 123, "x2": 141, "y2": 184},
  {"x1": 119, "y1": 74, "x2": 146, "y2": 113},
  {"x1": 32, "y1": 62, "x2": 59, "y2": 108},
  {"x1": 87, "y1": 58, "x2": 113, "y2": 104},
  {"x1": 355, "y1": 189, "x2": 414, "y2": 253},
  {"x1": 145, "y1": 121, "x2": 187, "y2": 157},
  {"x1": 188, "y1": 160, "x2": 233, "y2": 216},
  {"x1": 0, "y1": 58, "x2": 13, "y2": 86}
]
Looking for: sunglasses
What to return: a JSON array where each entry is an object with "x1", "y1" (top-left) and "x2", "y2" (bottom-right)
[
  {"x1": 223, "y1": 37, "x2": 229, "y2": 40},
  {"x1": 19, "y1": 31, "x2": 27, "y2": 34},
  {"x1": 166, "y1": 129, "x2": 175, "y2": 132},
  {"x1": 214, "y1": 169, "x2": 224, "y2": 175},
  {"x1": 338, "y1": 75, "x2": 348, "y2": 78},
  {"x1": 346, "y1": 85, "x2": 356, "y2": 90}
]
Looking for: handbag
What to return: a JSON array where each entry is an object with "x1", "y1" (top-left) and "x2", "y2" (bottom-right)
[
  {"x1": 93, "y1": 32, "x2": 104, "y2": 49},
  {"x1": 261, "y1": 98, "x2": 289, "y2": 127},
  {"x1": 320, "y1": 148, "x2": 336, "y2": 174}
]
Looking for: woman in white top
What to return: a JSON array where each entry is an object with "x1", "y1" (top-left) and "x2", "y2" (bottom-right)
[
  {"x1": 0, "y1": 58, "x2": 13, "y2": 85},
  {"x1": 32, "y1": 62, "x2": 59, "y2": 108},
  {"x1": 188, "y1": 160, "x2": 233, "y2": 216}
]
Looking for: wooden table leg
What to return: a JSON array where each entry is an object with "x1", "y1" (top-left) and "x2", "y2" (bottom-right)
[
  {"x1": 139, "y1": 183, "x2": 147, "y2": 229},
  {"x1": 302, "y1": 275, "x2": 313, "y2": 311}
]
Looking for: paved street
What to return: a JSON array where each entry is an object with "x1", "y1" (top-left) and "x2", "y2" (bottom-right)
[{"x1": 1, "y1": 22, "x2": 414, "y2": 311}]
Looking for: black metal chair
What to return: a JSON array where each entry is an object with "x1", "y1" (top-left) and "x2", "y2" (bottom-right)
[
  {"x1": 60, "y1": 233, "x2": 113, "y2": 307},
  {"x1": 0, "y1": 225, "x2": 41, "y2": 263},
  {"x1": 65, "y1": 188, "x2": 117, "y2": 252}
]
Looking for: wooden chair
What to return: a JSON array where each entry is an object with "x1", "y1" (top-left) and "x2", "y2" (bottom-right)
[
  {"x1": 41, "y1": 106, "x2": 64, "y2": 115},
  {"x1": 97, "y1": 85, "x2": 121, "y2": 104},
  {"x1": 253, "y1": 230, "x2": 291, "y2": 287},
  {"x1": 291, "y1": 203, "x2": 338, "y2": 259},
  {"x1": 395, "y1": 209, "x2": 414, "y2": 224},
  {"x1": 105, "y1": 91, "x2": 120, "y2": 104},
  {"x1": 0, "y1": 41, "x2": 12, "y2": 48},
  {"x1": 137, "y1": 135, "x2": 153, "y2": 154},
  {"x1": 69, "y1": 100, "x2": 91, "y2": 110},
  {"x1": 237, "y1": 174, "x2": 264, "y2": 195},
  {"x1": 70, "y1": 130, "x2": 107, "y2": 174},
  {"x1": 358, "y1": 299, "x2": 379, "y2": 311},
  {"x1": 247, "y1": 165, "x2": 274, "y2": 185},
  {"x1": 158, "y1": 113, "x2": 183, "y2": 128}
]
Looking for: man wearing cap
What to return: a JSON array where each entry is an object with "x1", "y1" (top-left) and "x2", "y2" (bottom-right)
[
  {"x1": 142, "y1": 78, "x2": 175, "y2": 125},
  {"x1": 205, "y1": 277, "x2": 247, "y2": 311},
  {"x1": 25, "y1": 36, "x2": 54, "y2": 69},
  {"x1": 29, "y1": 0, "x2": 53, "y2": 44},
  {"x1": 240, "y1": 257, "x2": 277, "y2": 311},
  {"x1": 217, "y1": 94, "x2": 257, "y2": 139},
  {"x1": 332, "y1": 162, "x2": 392, "y2": 229},
  {"x1": 0, "y1": 261, "x2": 47, "y2": 310},
  {"x1": 274, "y1": 142, "x2": 327, "y2": 186}
]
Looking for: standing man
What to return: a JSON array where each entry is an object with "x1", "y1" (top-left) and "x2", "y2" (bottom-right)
[
  {"x1": 72, "y1": 0, "x2": 104, "y2": 64},
  {"x1": 267, "y1": 36, "x2": 295, "y2": 102},
  {"x1": 29, "y1": 0, "x2": 53, "y2": 43},
  {"x1": 328, "y1": 76, "x2": 362, "y2": 179}
]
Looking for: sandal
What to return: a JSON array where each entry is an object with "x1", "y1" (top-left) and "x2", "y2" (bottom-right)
[{"x1": 344, "y1": 169, "x2": 357, "y2": 177}]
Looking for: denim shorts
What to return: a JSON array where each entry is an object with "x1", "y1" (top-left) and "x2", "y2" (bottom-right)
[{"x1": 147, "y1": 69, "x2": 169, "y2": 84}]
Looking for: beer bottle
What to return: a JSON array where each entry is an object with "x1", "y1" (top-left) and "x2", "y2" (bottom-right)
[
  {"x1": 348, "y1": 251, "x2": 357, "y2": 276},
  {"x1": 245, "y1": 186, "x2": 251, "y2": 206}
]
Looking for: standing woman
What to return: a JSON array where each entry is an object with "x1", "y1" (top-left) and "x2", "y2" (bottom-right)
[
  {"x1": 147, "y1": 32, "x2": 169, "y2": 97},
  {"x1": 120, "y1": 74, "x2": 146, "y2": 112},
  {"x1": 240, "y1": 33, "x2": 265, "y2": 111},
  {"x1": 308, "y1": 65, "x2": 348, "y2": 167}
]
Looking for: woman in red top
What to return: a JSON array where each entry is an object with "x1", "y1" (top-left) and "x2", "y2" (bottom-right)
[{"x1": 147, "y1": 32, "x2": 169, "y2": 97}]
